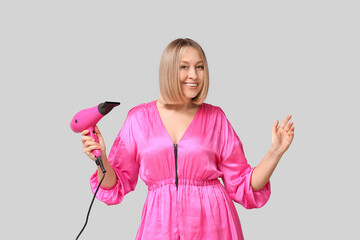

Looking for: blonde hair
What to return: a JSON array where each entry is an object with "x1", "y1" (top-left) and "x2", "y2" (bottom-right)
[{"x1": 158, "y1": 38, "x2": 209, "y2": 105}]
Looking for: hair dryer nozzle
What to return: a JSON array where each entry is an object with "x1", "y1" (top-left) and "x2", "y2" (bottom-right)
[{"x1": 98, "y1": 101, "x2": 120, "y2": 116}]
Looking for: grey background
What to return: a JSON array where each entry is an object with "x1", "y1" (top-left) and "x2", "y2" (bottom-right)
[{"x1": 1, "y1": 0, "x2": 359, "y2": 239}]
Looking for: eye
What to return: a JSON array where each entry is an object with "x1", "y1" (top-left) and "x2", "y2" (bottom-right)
[
  {"x1": 196, "y1": 65, "x2": 204, "y2": 69},
  {"x1": 180, "y1": 65, "x2": 188, "y2": 69}
]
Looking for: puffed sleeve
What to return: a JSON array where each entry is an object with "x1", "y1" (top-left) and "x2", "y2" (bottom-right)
[
  {"x1": 216, "y1": 107, "x2": 271, "y2": 209},
  {"x1": 90, "y1": 108, "x2": 139, "y2": 205}
]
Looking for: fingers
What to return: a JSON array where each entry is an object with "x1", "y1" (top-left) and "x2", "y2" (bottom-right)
[
  {"x1": 81, "y1": 127, "x2": 101, "y2": 144},
  {"x1": 279, "y1": 114, "x2": 292, "y2": 129},
  {"x1": 284, "y1": 121, "x2": 293, "y2": 132},
  {"x1": 81, "y1": 135, "x2": 92, "y2": 143},
  {"x1": 83, "y1": 146, "x2": 100, "y2": 161},
  {"x1": 83, "y1": 142, "x2": 101, "y2": 153},
  {"x1": 94, "y1": 126, "x2": 103, "y2": 142},
  {"x1": 80, "y1": 126, "x2": 106, "y2": 160},
  {"x1": 273, "y1": 120, "x2": 279, "y2": 128},
  {"x1": 81, "y1": 129, "x2": 89, "y2": 137},
  {"x1": 275, "y1": 115, "x2": 295, "y2": 138},
  {"x1": 94, "y1": 126, "x2": 106, "y2": 150},
  {"x1": 83, "y1": 138, "x2": 98, "y2": 147},
  {"x1": 283, "y1": 122, "x2": 295, "y2": 140},
  {"x1": 272, "y1": 120, "x2": 279, "y2": 133},
  {"x1": 82, "y1": 136, "x2": 100, "y2": 150},
  {"x1": 94, "y1": 126, "x2": 101, "y2": 134},
  {"x1": 80, "y1": 128, "x2": 98, "y2": 160},
  {"x1": 289, "y1": 125, "x2": 295, "y2": 139},
  {"x1": 82, "y1": 137, "x2": 101, "y2": 160}
]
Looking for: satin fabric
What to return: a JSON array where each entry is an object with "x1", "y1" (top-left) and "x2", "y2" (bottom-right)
[{"x1": 90, "y1": 100, "x2": 271, "y2": 240}]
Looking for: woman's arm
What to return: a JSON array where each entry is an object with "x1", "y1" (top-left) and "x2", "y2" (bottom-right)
[
  {"x1": 251, "y1": 115, "x2": 295, "y2": 190},
  {"x1": 96, "y1": 155, "x2": 117, "y2": 188}
]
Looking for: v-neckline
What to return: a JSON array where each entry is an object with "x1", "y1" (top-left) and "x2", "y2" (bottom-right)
[{"x1": 154, "y1": 100, "x2": 202, "y2": 145}]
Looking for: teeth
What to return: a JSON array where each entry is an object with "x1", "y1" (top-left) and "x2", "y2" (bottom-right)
[{"x1": 185, "y1": 83, "x2": 197, "y2": 87}]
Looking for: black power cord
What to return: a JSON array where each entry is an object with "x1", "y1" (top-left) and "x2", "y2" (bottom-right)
[{"x1": 76, "y1": 168, "x2": 106, "y2": 240}]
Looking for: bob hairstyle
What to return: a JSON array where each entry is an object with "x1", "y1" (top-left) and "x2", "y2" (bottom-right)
[{"x1": 158, "y1": 38, "x2": 209, "y2": 105}]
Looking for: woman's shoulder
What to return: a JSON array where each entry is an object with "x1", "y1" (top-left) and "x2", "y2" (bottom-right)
[
  {"x1": 126, "y1": 100, "x2": 156, "y2": 118},
  {"x1": 201, "y1": 102, "x2": 226, "y2": 117}
]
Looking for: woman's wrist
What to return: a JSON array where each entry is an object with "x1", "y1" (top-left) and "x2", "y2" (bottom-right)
[
  {"x1": 269, "y1": 146, "x2": 284, "y2": 158},
  {"x1": 95, "y1": 155, "x2": 110, "y2": 172}
]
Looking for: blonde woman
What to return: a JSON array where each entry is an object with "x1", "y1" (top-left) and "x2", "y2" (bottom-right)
[{"x1": 81, "y1": 38, "x2": 295, "y2": 239}]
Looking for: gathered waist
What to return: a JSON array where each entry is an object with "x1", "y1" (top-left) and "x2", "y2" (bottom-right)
[{"x1": 147, "y1": 178, "x2": 221, "y2": 191}]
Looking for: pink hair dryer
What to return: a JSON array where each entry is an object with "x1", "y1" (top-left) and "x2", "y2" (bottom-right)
[{"x1": 70, "y1": 101, "x2": 120, "y2": 173}]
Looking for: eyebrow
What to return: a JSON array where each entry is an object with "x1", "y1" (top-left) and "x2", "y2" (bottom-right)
[{"x1": 180, "y1": 60, "x2": 204, "y2": 64}]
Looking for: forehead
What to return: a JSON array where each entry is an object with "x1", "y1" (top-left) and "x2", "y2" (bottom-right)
[{"x1": 180, "y1": 47, "x2": 203, "y2": 62}]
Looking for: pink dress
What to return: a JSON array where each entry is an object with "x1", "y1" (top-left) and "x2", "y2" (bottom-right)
[{"x1": 90, "y1": 100, "x2": 271, "y2": 240}]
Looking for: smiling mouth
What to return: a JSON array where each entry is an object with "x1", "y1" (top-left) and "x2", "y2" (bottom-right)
[{"x1": 184, "y1": 83, "x2": 198, "y2": 87}]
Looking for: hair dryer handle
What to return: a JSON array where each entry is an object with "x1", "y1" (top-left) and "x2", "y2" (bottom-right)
[{"x1": 87, "y1": 126, "x2": 102, "y2": 158}]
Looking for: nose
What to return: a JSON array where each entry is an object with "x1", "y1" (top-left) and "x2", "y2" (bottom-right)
[{"x1": 188, "y1": 66, "x2": 197, "y2": 79}]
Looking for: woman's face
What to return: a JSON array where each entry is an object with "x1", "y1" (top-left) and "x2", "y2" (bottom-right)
[{"x1": 178, "y1": 47, "x2": 205, "y2": 102}]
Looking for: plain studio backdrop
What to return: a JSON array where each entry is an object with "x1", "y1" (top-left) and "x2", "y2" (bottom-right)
[{"x1": 1, "y1": 1, "x2": 359, "y2": 239}]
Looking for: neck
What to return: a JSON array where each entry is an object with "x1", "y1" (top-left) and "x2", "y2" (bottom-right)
[{"x1": 157, "y1": 96, "x2": 197, "y2": 110}]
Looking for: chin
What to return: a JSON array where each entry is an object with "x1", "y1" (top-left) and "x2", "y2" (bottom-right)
[
  {"x1": 184, "y1": 94, "x2": 198, "y2": 100},
  {"x1": 183, "y1": 90, "x2": 199, "y2": 99}
]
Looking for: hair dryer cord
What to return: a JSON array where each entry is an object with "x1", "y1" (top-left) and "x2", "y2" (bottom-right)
[{"x1": 75, "y1": 171, "x2": 106, "y2": 240}]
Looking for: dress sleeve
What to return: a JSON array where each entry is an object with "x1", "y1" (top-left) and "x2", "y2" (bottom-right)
[
  {"x1": 90, "y1": 108, "x2": 140, "y2": 206},
  {"x1": 216, "y1": 107, "x2": 271, "y2": 209}
]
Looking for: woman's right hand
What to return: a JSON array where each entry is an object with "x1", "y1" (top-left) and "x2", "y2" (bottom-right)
[{"x1": 81, "y1": 126, "x2": 107, "y2": 162}]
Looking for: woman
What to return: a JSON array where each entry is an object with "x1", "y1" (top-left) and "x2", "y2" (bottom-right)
[{"x1": 81, "y1": 38, "x2": 295, "y2": 239}]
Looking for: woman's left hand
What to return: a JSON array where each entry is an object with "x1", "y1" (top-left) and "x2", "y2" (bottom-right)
[{"x1": 271, "y1": 114, "x2": 295, "y2": 154}]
